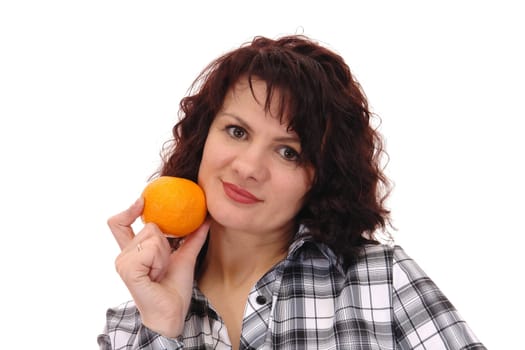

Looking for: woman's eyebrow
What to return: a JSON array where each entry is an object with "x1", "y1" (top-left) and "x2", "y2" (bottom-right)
[
  {"x1": 274, "y1": 135, "x2": 300, "y2": 144},
  {"x1": 217, "y1": 112, "x2": 253, "y2": 133}
]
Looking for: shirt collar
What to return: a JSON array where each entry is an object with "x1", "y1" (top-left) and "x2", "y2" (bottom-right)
[{"x1": 286, "y1": 226, "x2": 346, "y2": 276}]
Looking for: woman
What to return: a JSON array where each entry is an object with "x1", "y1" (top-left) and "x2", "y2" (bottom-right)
[{"x1": 99, "y1": 35, "x2": 485, "y2": 349}]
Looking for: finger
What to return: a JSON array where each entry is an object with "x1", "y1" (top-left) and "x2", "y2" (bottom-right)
[
  {"x1": 162, "y1": 221, "x2": 210, "y2": 288},
  {"x1": 115, "y1": 223, "x2": 169, "y2": 283},
  {"x1": 134, "y1": 227, "x2": 172, "y2": 282},
  {"x1": 107, "y1": 197, "x2": 144, "y2": 250},
  {"x1": 173, "y1": 219, "x2": 210, "y2": 261}
]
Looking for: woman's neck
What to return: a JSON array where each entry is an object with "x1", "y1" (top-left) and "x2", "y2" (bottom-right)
[{"x1": 197, "y1": 222, "x2": 292, "y2": 288}]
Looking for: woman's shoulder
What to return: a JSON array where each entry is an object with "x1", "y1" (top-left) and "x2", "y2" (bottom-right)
[
  {"x1": 345, "y1": 243, "x2": 417, "y2": 283},
  {"x1": 355, "y1": 243, "x2": 413, "y2": 265},
  {"x1": 98, "y1": 300, "x2": 140, "y2": 348},
  {"x1": 99, "y1": 300, "x2": 183, "y2": 349},
  {"x1": 350, "y1": 243, "x2": 398, "y2": 267},
  {"x1": 287, "y1": 237, "x2": 418, "y2": 285},
  {"x1": 103, "y1": 300, "x2": 141, "y2": 332}
]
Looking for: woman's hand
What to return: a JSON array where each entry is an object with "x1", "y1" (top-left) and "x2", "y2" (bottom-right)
[{"x1": 107, "y1": 197, "x2": 209, "y2": 338}]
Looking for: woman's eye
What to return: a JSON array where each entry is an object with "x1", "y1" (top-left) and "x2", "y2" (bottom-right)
[
  {"x1": 279, "y1": 146, "x2": 300, "y2": 161},
  {"x1": 226, "y1": 125, "x2": 247, "y2": 139}
]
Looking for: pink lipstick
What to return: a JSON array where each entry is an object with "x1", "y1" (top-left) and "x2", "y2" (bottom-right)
[{"x1": 222, "y1": 181, "x2": 262, "y2": 204}]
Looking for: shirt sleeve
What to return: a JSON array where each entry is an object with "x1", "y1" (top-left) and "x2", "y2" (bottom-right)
[
  {"x1": 97, "y1": 301, "x2": 184, "y2": 350},
  {"x1": 391, "y1": 246, "x2": 486, "y2": 349}
]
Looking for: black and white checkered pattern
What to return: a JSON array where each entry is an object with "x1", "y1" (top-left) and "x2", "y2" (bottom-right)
[{"x1": 99, "y1": 236, "x2": 485, "y2": 349}]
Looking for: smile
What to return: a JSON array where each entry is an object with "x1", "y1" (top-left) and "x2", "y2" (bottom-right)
[{"x1": 222, "y1": 181, "x2": 263, "y2": 204}]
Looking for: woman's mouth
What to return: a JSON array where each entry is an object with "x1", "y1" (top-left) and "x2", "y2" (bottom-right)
[{"x1": 222, "y1": 181, "x2": 263, "y2": 204}]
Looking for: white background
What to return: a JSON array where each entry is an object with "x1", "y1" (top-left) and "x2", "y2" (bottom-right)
[{"x1": 1, "y1": 1, "x2": 523, "y2": 348}]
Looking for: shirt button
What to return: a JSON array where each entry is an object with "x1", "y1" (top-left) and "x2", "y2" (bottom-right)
[{"x1": 255, "y1": 295, "x2": 267, "y2": 305}]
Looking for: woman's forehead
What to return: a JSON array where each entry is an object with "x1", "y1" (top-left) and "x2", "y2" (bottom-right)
[{"x1": 226, "y1": 77, "x2": 291, "y2": 122}]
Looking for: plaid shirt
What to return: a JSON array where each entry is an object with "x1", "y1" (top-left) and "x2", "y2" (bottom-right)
[{"x1": 98, "y1": 236, "x2": 485, "y2": 349}]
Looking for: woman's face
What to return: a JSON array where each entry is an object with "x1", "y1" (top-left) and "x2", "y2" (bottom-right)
[{"x1": 198, "y1": 78, "x2": 314, "y2": 237}]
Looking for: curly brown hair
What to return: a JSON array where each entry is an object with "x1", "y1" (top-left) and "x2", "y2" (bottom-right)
[{"x1": 159, "y1": 35, "x2": 391, "y2": 265}]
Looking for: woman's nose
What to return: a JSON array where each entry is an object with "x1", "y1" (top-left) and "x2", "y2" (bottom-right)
[{"x1": 231, "y1": 145, "x2": 270, "y2": 182}]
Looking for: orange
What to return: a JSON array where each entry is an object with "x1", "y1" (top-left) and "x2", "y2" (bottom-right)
[{"x1": 141, "y1": 176, "x2": 207, "y2": 237}]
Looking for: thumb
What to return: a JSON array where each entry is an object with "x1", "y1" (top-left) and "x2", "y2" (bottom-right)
[
  {"x1": 174, "y1": 219, "x2": 210, "y2": 262},
  {"x1": 167, "y1": 220, "x2": 210, "y2": 276}
]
